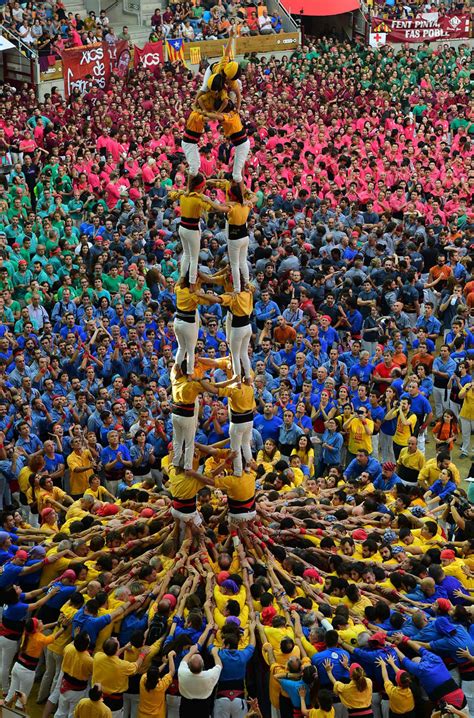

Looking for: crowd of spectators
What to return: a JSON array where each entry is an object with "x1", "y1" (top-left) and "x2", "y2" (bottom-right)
[
  {"x1": 0, "y1": 0, "x2": 133, "y2": 58},
  {"x1": 149, "y1": 3, "x2": 282, "y2": 42},
  {"x1": 0, "y1": 33, "x2": 471, "y2": 718},
  {"x1": 0, "y1": 0, "x2": 282, "y2": 58}
]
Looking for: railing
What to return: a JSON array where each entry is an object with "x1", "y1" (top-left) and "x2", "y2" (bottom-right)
[
  {"x1": 123, "y1": 0, "x2": 142, "y2": 25},
  {"x1": 0, "y1": 23, "x2": 38, "y2": 59},
  {"x1": 266, "y1": 0, "x2": 299, "y2": 32}
]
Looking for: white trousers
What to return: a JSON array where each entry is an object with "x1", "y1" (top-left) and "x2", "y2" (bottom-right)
[
  {"x1": 379, "y1": 432, "x2": 395, "y2": 463},
  {"x1": 371, "y1": 433, "x2": 379, "y2": 460},
  {"x1": 460, "y1": 417, "x2": 474, "y2": 454},
  {"x1": 6, "y1": 662, "x2": 35, "y2": 702},
  {"x1": 181, "y1": 141, "x2": 201, "y2": 177},
  {"x1": 0, "y1": 635, "x2": 18, "y2": 693},
  {"x1": 55, "y1": 688, "x2": 87, "y2": 718},
  {"x1": 232, "y1": 139, "x2": 250, "y2": 182},
  {"x1": 167, "y1": 694, "x2": 181, "y2": 718},
  {"x1": 213, "y1": 695, "x2": 248, "y2": 718},
  {"x1": 229, "y1": 323, "x2": 252, "y2": 379},
  {"x1": 462, "y1": 679, "x2": 474, "y2": 716},
  {"x1": 37, "y1": 648, "x2": 62, "y2": 702},
  {"x1": 200, "y1": 65, "x2": 212, "y2": 91},
  {"x1": 175, "y1": 316, "x2": 199, "y2": 376},
  {"x1": 229, "y1": 420, "x2": 253, "y2": 476},
  {"x1": 417, "y1": 428, "x2": 426, "y2": 453},
  {"x1": 433, "y1": 386, "x2": 450, "y2": 419},
  {"x1": 227, "y1": 236, "x2": 249, "y2": 293},
  {"x1": 123, "y1": 692, "x2": 140, "y2": 718},
  {"x1": 172, "y1": 413, "x2": 197, "y2": 470},
  {"x1": 179, "y1": 225, "x2": 201, "y2": 284}
]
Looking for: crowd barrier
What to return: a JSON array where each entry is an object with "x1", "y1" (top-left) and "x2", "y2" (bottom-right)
[{"x1": 39, "y1": 31, "x2": 301, "y2": 84}]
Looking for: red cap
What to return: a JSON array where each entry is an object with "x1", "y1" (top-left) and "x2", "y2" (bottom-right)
[
  {"x1": 217, "y1": 570, "x2": 230, "y2": 585},
  {"x1": 440, "y1": 549, "x2": 456, "y2": 560},
  {"x1": 60, "y1": 569, "x2": 77, "y2": 581},
  {"x1": 352, "y1": 529, "x2": 368, "y2": 541},
  {"x1": 349, "y1": 662, "x2": 363, "y2": 676},
  {"x1": 97, "y1": 504, "x2": 120, "y2": 517},
  {"x1": 321, "y1": 315, "x2": 332, "y2": 323},
  {"x1": 396, "y1": 670, "x2": 407, "y2": 687},
  {"x1": 15, "y1": 549, "x2": 28, "y2": 561},
  {"x1": 303, "y1": 568, "x2": 321, "y2": 582},
  {"x1": 382, "y1": 462, "x2": 396, "y2": 472},
  {"x1": 140, "y1": 508, "x2": 154, "y2": 518},
  {"x1": 41, "y1": 507, "x2": 55, "y2": 520},
  {"x1": 163, "y1": 593, "x2": 177, "y2": 609},
  {"x1": 155, "y1": 239, "x2": 165, "y2": 248},
  {"x1": 369, "y1": 631, "x2": 386, "y2": 646},
  {"x1": 436, "y1": 598, "x2": 452, "y2": 613},
  {"x1": 261, "y1": 605, "x2": 277, "y2": 625}
]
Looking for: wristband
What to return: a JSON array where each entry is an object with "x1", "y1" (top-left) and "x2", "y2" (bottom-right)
[
  {"x1": 129, "y1": 596, "x2": 136, "y2": 604},
  {"x1": 43, "y1": 557, "x2": 49, "y2": 566},
  {"x1": 139, "y1": 652, "x2": 146, "y2": 659},
  {"x1": 299, "y1": 528, "x2": 306, "y2": 535},
  {"x1": 401, "y1": 636, "x2": 409, "y2": 644}
]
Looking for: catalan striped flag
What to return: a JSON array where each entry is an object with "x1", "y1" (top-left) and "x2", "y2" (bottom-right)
[{"x1": 167, "y1": 38, "x2": 186, "y2": 65}]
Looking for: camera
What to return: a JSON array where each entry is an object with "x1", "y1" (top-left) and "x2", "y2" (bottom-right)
[{"x1": 451, "y1": 491, "x2": 471, "y2": 516}]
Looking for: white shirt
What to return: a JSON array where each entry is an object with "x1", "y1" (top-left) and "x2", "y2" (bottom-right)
[
  {"x1": 258, "y1": 14, "x2": 272, "y2": 30},
  {"x1": 178, "y1": 660, "x2": 222, "y2": 700}
]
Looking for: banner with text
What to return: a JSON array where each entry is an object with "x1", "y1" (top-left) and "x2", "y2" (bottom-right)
[
  {"x1": 133, "y1": 40, "x2": 164, "y2": 71},
  {"x1": 62, "y1": 43, "x2": 110, "y2": 98},
  {"x1": 62, "y1": 40, "x2": 130, "y2": 97},
  {"x1": 372, "y1": 13, "x2": 470, "y2": 43}
]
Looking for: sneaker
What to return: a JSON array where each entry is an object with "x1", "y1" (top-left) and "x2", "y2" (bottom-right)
[{"x1": 460, "y1": 451, "x2": 469, "y2": 457}]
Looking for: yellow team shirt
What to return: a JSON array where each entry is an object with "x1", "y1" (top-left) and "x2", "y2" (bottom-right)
[
  {"x1": 67, "y1": 450, "x2": 94, "y2": 496},
  {"x1": 393, "y1": 413, "x2": 417, "y2": 447},
  {"x1": 168, "y1": 191, "x2": 212, "y2": 220},
  {"x1": 220, "y1": 290, "x2": 253, "y2": 317},
  {"x1": 215, "y1": 472, "x2": 255, "y2": 503},
  {"x1": 384, "y1": 681, "x2": 415, "y2": 713},
  {"x1": 62, "y1": 643, "x2": 94, "y2": 681},
  {"x1": 228, "y1": 203, "x2": 250, "y2": 227},
  {"x1": 171, "y1": 375, "x2": 202, "y2": 405},
  {"x1": 333, "y1": 678, "x2": 373, "y2": 708},
  {"x1": 419, "y1": 458, "x2": 460, "y2": 486},
  {"x1": 185, "y1": 110, "x2": 206, "y2": 134},
  {"x1": 168, "y1": 466, "x2": 204, "y2": 500},
  {"x1": 48, "y1": 603, "x2": 77, "y2": 655},
  {"x1": 92, "y1": 652, "x2": 138, "y2": 694},
  {"x1": 137, "y1": 672, "x2": 173, "y2": 718},
  {"x1": 219, "y1": 383, "x2": 256, "y2": 414},
  {"x1": 175, "y1": 285, "x2": 201, "y2": 313},
  {"x1": 347, "y1": 418, "x2": 374, "y2": 455},
  {"x1": 74, "y1": 699, "x2": 112, "y2": 718}
]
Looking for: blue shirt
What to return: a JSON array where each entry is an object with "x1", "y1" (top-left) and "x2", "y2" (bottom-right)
[
  {"x1": 214, "y1": 645, "x2": 255, "y2": 682},
  {"x1": 0, "y1": 562, "x2": 24, "y2": 589},
  {"x1": 429, "y1": 478, "x2": 456, "y2": 501},
  {"x1": 344, "y1": 457, "x2": 382, "y2": 482},
  {"x1": 352, "y1": 647, "x2": 399, "y2": 686},
  {"x1": 349, "y1": 362, "x2": 375, "y2": 383},
  {"x1": 100, "y1": 444, "x2": 131, "y2": 470},
  {"x1": 312, "y1": 647, "x2": 350, "y2": 686},
  {"x1": 401, "y1": 647, "x2": 453, "y2": 699},
  {"x1": 72, "y1": 608, "x2": 112, "y2": 648},
  {"x1": 253, "y1": 414, "x2": 283, "y2": 442},
  {"x1": 400, "y1": 392, "x2": 431, "y2": 420},
  {"x1": 429, "y1": 624, "x2": 474, "y2": 662},
  {"x1": 321, "y1": 429, "x2": 344, "y2": 465}
]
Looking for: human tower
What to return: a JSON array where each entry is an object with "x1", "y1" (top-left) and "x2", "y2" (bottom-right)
[{"x1": 168, "y1": 35, "x2": 257, "y2": 534}]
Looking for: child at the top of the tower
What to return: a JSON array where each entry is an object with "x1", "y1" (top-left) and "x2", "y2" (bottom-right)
[{"x1": 196, "y1": 31, "x2": 242, "y2": 113}]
